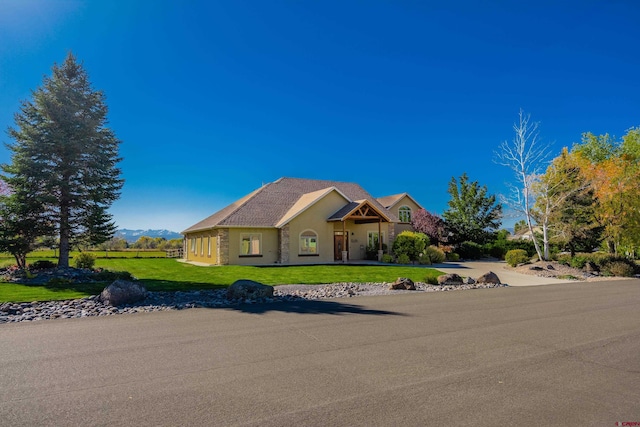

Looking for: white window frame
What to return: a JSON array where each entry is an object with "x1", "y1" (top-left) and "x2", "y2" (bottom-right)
[
  {"x1": 398, "y1": 206, "x2": 411, "y2": 223},
  {"x1": 200, "y1": 237, "x2": 204, "y2": 256},
  {"x1": 299, "y1": 229, "x2": 319, "y2": 256},
  {"x1": 207, "y1": 236, "x2": 211, "y2": 257},
  {"x1": 191, "y1": 238, "x2": 196, "y2": 253},
  {"x1": 240, "y1": 233, "x2": 262, "y2": 256}
]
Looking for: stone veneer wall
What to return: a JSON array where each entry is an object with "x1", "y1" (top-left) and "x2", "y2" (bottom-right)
[
  {"x1": 278, "y1": 225, "x2": 290, "y2": 264},
  {"x1": 218, "y1": 229, "x2": 229, "y2": 265},
  {"x1": 388, "y1": 224, "x2": 396, "y2": 253}
]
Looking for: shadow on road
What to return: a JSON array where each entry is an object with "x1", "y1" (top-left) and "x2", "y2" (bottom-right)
[{"x1": 225, "y1": 298, "x2": 407, "y2": 316}]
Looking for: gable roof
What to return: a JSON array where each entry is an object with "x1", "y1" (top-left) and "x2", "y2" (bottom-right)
[
  {"x1": 327, "y1": 200, "x2": 393, "y2": 222},
  {"x1": 377, "y1": 192, "x2": 424, "y2": 210},
  {"x1": 183, "y1": 177, "x2": 398, "y2": 233}
]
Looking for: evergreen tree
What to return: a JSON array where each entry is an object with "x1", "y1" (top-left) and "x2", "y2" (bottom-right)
[
  {"x1": 2, "y1": 53, "x2": 123, "y2": 267},
  {"x1": 443, "y1": 173, "x2": 502, "y2": 245}
]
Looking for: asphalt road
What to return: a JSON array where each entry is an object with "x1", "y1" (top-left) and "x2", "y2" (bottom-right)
[{"x1": 1, "y1": 280, "x2": 640, "y2": 426}]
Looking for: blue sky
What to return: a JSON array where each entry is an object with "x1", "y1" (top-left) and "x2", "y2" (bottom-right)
[{"x1": 1, "y1": 1, "x2": 638, "y2": 232}]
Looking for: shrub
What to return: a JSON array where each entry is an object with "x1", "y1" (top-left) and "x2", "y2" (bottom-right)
[
  {"x1": 392, "y1": 231, "x2": 429, "y2": 261},
  {"x1": 74, "y1": 252, "x2": 96, "y2": 270},
  {"x1": 446, "y1": 252, "x2": 460, "y2": 261},
  {"x1": 458, "y1": 241, "x2": 484, "y2": 260},
  {"x1": 31, "y1": 260, "x2": 57, "y2": 270},
  {"x1": 601, "y1": 259, "x2": 637, "y2": 277},
  {"x1": 569, "y1": 255, "x2": 588, "y2": 269},
  {"x1": 425, "y1": 245, "x2": 446, "y2": 264},
  {"x1": 424, "y1": 275, "x2": 439, "y2": 285},
  {"x1": 381, "y1": 254, "x2": 394, "y2": 263},
  {"x1": 396, "y1": 254, "x2": 411, "y2": 264},
  {"x1": 485, "y1": 244, "x2": 506, "y2": 259},
  {"x1": 418, "y1": 253, "x2": 431, "y2": 265},
  {"x1": 505, "y1": 249, "x2": 529, "y2": 267},
  {"x1": 366, "y1": 243, "x2": 388, "y2": 260}
]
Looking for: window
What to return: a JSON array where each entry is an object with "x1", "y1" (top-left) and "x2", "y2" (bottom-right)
[
  {"x1": 367, "y1": 231, "x2": 385, "y2": 248},
  {"x1": 207, "y1": 236, "x2": 211, "y2": 257},
  {"x1": 200, "y1": 237, "x2": 204, "y2": 256},
  {"x1": 191, "y1": 238, "x2": 196, "y2": 253},
  {"x1": 240, "y1": 233, "x2": 261, "y2": 256},
  {"x1": 399, "y1": 206, "x2": 411, "y2": 223},
  {"x1": 299, "y1": 230, "x2": 318, "y2": 255}
]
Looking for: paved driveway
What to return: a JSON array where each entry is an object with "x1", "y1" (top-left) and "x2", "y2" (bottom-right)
[{"x1": 1, "y1": 279, "x2": 639, "y2": 426}]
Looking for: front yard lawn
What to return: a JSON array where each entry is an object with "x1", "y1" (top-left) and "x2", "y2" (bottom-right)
[{"x1": 0, "y1": 258, "x2": 444, "y2": 303}]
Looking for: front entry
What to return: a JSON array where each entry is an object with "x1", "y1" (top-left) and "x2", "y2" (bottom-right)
[{"x1": 334, "y1": 233, "x2": 349, "y2": 261}]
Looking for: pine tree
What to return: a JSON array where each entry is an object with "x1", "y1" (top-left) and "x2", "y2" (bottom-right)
[{"x1": 2, "y1": 52, "x2": 123, "y2": 267}]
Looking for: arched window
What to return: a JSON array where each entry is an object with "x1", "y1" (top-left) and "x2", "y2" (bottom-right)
[
  {"x1": 299, "y1": 230, "x2": 318, "y2": 255},
  {"x1": 399, "y1": 206, "x2": 411, "y2": 223}
]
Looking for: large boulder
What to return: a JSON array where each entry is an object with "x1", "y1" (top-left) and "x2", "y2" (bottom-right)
[
  {"x1": 437, "y1": 273, "x2": 464, "y2": 286},
  {"x1": 476, "y1": 271, "x2": 501, "y2": 284},
  {"x1": 389, "y1": 277, "x2": 416, "y2": 290},
  {"x1": 99, "y1": 280, "x2": 147, "y2": 306},
  {"x1": 227, "y1": 279, "x2": 274, "y2": 300}
]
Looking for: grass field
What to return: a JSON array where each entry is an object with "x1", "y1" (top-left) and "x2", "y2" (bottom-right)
[{"x1": 0, "y1": 258, "x2": 444, "y2": 303}]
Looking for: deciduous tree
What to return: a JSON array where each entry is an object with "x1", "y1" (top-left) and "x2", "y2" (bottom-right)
[
  {"x1": 410, "y1": 209, "x2": 448, "y2": 246},
  {"x1": 495, "y1": 110, "x2": 550, "y2": 260}
]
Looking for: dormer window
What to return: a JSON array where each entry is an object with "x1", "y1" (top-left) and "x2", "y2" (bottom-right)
[{"x1": 399, "y1": 206, "x2": 411, "y2": 223}]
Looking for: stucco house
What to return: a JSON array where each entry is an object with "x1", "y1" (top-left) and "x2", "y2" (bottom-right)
[{"x1": 182, "y1": 177, "x2": 423, "y2": 265}]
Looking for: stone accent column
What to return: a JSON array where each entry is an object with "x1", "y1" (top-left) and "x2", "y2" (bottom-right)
[
  {"x1": 218, "y1": 229, "x2": 229, "y2": 265},
  {"x1": 278, "y1": 225, "x2": 290, "y2": 264},
  {"x1": 387, "y1": 223, "x2": 396, "y2": 254}
]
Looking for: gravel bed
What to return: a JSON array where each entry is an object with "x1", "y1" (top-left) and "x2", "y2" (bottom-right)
[{"x1": 0, "y1": 281, "x2": 507, "y2": 324}]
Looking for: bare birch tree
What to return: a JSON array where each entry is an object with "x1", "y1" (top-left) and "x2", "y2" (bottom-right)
[{"x1": 495, "y1": 110, "x2": 550, "y2": 260}]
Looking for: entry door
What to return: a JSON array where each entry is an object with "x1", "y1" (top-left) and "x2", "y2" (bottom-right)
[{"x1": 334, "y1": 233, "x2": 349, "y2": 260}]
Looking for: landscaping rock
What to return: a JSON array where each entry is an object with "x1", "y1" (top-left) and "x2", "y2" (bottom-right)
[
  {"x1": 437, "y1": 273, "x2": 464, "y2": 286},
  {"x1": 465, "y1": 277, "x2": 476, "y2": 285},
  {"x1": 529, "y1": 266, "x2": 543, "y2": 271},
  {"x1": 389, "y1": 277, "x2": 416, "y2": 290},
  {"x1": 546, "y1": 264, "x2": 555, "y2": 270},
  {"x1": 99, "y1": 280, "x2": 147, "y2": 306},
  {"x1": 476, "y1": 271, "x2": 501, "y2": 285},
  {"x1": 227, "y1": 279, "x2": 274, "y2": 300}
]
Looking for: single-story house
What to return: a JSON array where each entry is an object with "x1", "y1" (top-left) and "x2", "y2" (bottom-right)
[{"x1": 181, "y1": 177, "x2": 424, "y2": 265}]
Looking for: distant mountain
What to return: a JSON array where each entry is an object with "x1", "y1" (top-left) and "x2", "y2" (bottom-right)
[{"x1": 115, "y1": 229, "x2": 182, "y2": 243}]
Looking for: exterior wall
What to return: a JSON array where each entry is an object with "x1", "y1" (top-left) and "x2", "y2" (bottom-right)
[
  {"x1": 390, "y1": 195, "x2": 422, "y2": 241},
  {"x1": 227, "y1": 228, "x2": 278, "y2": 265},
  {"x1": 286, "y1": 191, "x2": 349, "y2": 264},
  {"x1": 184, "y1": 230, "x2": 218, "y2": 265}
]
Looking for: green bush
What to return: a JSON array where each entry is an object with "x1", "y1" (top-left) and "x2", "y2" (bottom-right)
[
  {"x1": 31, "y1": 260, "x2": 57, "y2": 270},
  {"x1": 381, "y1": 254, "x2": 394, "y2": 263},
  {"x1": 418, "y1": 253, "x2": 431, "y2": 265},
  {"x1": 424, "y1": 246, "x2": 446, "y2": 264},
  {"x1": 74, "y1": 252, "x2": 96, "y2": 270},
  {"x1": 392, "y1": 231, "x2": 429, "y2": 262},
  {"x1": 446, "y1": 252, "x2": 460, "y2": 261},
  {"x1": 365, "y1": 243, "x2": 388, "y2": 260},
  {"x1": 505, "y1": 249, "x2": 529, "y2": 267},
  {"x1": 458, "y1": 241, "x2": 484, "y2": 260},
  {"x1": 569, "y1": 255, "x2": 588, "y2": 269},
  {"x1": 396, "y1": 254, "x2": 411, "y2": 264}
]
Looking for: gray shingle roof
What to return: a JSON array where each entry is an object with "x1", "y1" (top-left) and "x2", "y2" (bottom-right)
[{"x1": 182, "y1": 177, "x2": 399, "y2": 233}]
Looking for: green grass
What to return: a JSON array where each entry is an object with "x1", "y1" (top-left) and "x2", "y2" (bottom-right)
[{"x1": 0, "y1": 258, "x2": 444, "y2": 303}]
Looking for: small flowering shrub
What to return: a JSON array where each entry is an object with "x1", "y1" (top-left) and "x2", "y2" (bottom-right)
[{"x1": 425, "y1": 246, "x2": 446, "y2": 264}]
